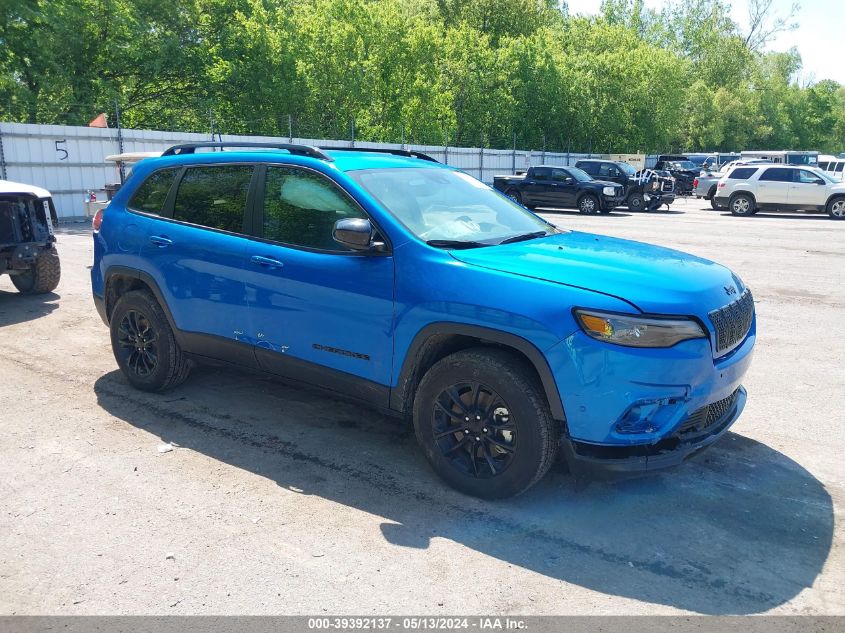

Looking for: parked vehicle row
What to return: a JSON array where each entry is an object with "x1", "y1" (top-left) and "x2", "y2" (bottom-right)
[{"x1": 493, "y1": 160, "x2": 676, "y2": 214}]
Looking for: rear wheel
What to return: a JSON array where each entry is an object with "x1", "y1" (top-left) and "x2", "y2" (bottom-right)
[
  {"x1": 110, "y1": 289, "x2": 191, "y2": 392},
  {"x1": 578, "y1": 194, "x2": 600, "y2": 215},
  {"x1": 506, "y1": 189, "x2": 522, "y2": 205},
  {"x1": 827, "y1": 196, "x2": 845, "y2": 220},
  {"x1": 708, "y1": 186, "x2": 725, "y2": 210},
  {"x1": 11, "y1": 246, "x2": 61, "y2": 294},
  {"x1": 413, "y1": 348, "x2": 559, "y2": 499},
  {"x1": 627, "y1": 193, "x2": 645, "y2": 212},
  {"x1": 729, "y1": 193, "x2": 755, "y2": 217}
]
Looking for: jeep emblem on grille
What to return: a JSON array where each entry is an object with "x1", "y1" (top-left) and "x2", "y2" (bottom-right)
[{"x1": 724, "y1": 285, "x2": 737, "y2": 296}]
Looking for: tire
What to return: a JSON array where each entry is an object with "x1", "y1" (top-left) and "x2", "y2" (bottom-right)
[
  {"x1": 110, "y1": 289, "x2": 191, "y2": 392},
  {"x1": 578, "y1": 194, "x2": 600, "y2": 215},
  {"x1": 827, "y1": 196, "x2": 845, "y2": 220},
  {"x1": 729, "y1": 193, "x2": 755, "y2": 217},
  {"x1": 710, "y1": 197, "x2": 726, "y2": 210},
  {"x1": 412, "y1": 348, "x2": 559, "y2": 499},
  {"x1": 708, "y1": 186, "x2": 725, "y2": 210},
  {"x1": 505, "y1": 189, "x2": 522, "y2": 205},
  {"x1": 627, "y1": 192, "x2": 645, "y2": 212},
  {"x1": 11, "y1": 246, "x2": 61, "y2": 294}
]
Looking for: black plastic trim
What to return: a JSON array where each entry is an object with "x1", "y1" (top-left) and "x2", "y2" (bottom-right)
[
  {"x1": 392, "y1": 323, "x2": 566, "y2": 421},
  {"x1": 255, "y1": 347, "x2": 389, "y2": 408}
]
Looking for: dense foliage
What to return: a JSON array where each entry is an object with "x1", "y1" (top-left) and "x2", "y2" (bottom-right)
[{"x1": 1, "y1": 0, "x2": 843, "y2": 153}]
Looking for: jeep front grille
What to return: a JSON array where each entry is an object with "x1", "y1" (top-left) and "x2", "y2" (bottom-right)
[
  {"x1": 676, "y1": 388, "x2": 740, "y2": 439},
  {"x1": 709, "y1": 289, "x2": 754, "y2": 355}
]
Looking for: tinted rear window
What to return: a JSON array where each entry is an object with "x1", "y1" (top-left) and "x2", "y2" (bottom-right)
[
  {"x1": 128, "y1": 168, "x2": 178, "y2": 214},
  {"x1": 759, "y1": 168, "x2": 793, "y2": 182},
  {"x1": 727, "y1": 167, "x2": 758, "y2": 180},
  {"x1": 172, "y1": 165, "x2": 253, "y2": 233}
]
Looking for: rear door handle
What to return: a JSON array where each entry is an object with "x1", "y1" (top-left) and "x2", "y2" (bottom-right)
[
  {"x1": 251, "y1": 255, "x2": 284, "y2": 269},
  {"x1": 149, "y1": 235, "x2": 172, "y2": 247}
]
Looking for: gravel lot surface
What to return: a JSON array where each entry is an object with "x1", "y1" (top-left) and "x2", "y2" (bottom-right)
[{"x1": 1, "y1": 197, "x2": 843, "y2": 615}]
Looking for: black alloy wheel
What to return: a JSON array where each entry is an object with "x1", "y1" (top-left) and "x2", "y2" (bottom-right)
[
  {"x1": 116, "y1": 309, "x2": 159, "y2": 378},
  {"x1": 432, "y1": 381, "x2": 516, "y2": 479}
]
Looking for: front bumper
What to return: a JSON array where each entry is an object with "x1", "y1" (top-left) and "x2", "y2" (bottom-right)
[
  {"x1": 600, "y1": 195, "x2": 625, "y2": 209},
  {"x1": 545, "y1": 322, "x2": 755, "y2": 472},
  {"x1": 561, "y1": 386, "x2": 746, "y2": 474}
]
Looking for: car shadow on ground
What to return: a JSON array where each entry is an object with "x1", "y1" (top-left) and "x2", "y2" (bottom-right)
[
  {"x1": 0, "y1": 289, "x2": 59, "y2": 327},
  {"x1": 538, "y1": 208, "x2": 634, "y2": 217},
  {"x1": 93, "y1": 367, "x2": 833, "y2": 615}
]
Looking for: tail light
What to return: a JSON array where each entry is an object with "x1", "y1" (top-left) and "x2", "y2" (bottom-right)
[
  {"x1": 718, "y1": 182, "x2": 726, "y2": 189},
  {"x1": 693, "y1": 178, "x2": 699, "y2": 188},
  {"x1": 92, "y1": 208, "x2": 104, "y2": 232}
]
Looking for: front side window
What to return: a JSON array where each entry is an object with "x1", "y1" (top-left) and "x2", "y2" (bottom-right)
[
  {"x1": 551, "y1": 169, "x2": 572, "y2": 182},
  {"x1": 263, "y1": 167, "x2": 366, "y2": 251},
  {"x1": 128, "y1": 168, "x2": 178, "y2": 215},
  {"x1": 172, "y1": 165, "x2": 253, "y2": 232},
  {"x1": 759, "y1": 168, "x2": 793, "y2": 182},
  {"x1": 350, "y1": 167, "x2": 554, "y2": 245},
  {"x1": 797, "y1": 169, "x2": 833, "y2": 184},
  {"x1": 617, "y1": 162, "x2": 636, "y2": 176}
]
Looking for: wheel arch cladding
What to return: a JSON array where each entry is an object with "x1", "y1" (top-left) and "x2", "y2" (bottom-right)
[
  {"x1": 391, "y1": 323, "x2": 566, "y2": 421},
  {"x1": 104, "y1": 267, "x2": 182, "y2": 345}
]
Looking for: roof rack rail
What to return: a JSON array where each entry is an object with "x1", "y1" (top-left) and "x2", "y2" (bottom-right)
[
  {"x1": 161, "y1": 142, "x2": 331, "y2": 160},
  {"x1": 320, "y1": 146, "x2": 439, "y2": 163}
]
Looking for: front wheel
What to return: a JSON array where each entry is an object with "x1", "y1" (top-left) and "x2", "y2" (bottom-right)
[
  {"x1": 627, "y1": 193, "x2": 645, "y2": 212},
  {"x1": 578, "y1": 195, "x2": 600, "y2": 215},
  {"x1": 110, "y1": 289, "x2": 191, "y2": 392},
  {"x1": 505, "y1": 189, "x2": 522, "y2": 205},
  {"x1": 729, "y1": 193, "x2": 755, "y2": 217},
  {"x1": 11, "y1": 247, "x2": 61, "y2": 294},
  {"x1": 413, "y1": 348, "x2": 559, "y2": 499},
  {"x1": 827, "y1": 196, "x2": 845, "y2": 220}
]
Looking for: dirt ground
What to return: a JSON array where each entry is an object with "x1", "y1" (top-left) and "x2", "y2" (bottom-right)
[{"x1": 1, "y1": 197, "x2": 843, "y2": 615}]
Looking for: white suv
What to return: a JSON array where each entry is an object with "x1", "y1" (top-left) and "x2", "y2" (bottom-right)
[{"x1": 713, "y1": 165, "x2": 845, "y2": 220}]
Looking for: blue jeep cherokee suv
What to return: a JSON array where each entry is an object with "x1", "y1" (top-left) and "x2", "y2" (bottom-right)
[{"x1": 92, "y1": 143, "x2": 756, "y2": 498}]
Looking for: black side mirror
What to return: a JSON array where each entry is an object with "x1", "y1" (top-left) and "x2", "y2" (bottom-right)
[
  {"x1": 815, "y1": 179, "x2": 826, "y2": 185},
  {"x1": 564, "y1": 177, "x2": 574, "y2": 184},
  {"x1": 333, "y1": 218, "x2": 384, "y2": 251}
]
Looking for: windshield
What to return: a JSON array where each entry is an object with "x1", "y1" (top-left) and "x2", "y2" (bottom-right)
[
  {"x1": 813, "y1": 168, "x2": 837, "y2": 183},
  {"x1": 617, "y1": 162, "x2": 636, "y2": 176},
  {"x1": 566, "y1": 166, "x2": 592, "y2": 182},
  {"x1": 349, "y1": 167, "x2": 556, "y2": 245},
  {"x1": 671, "y1": 161, "x2": 699, "y2": 170},
  {"x1": 787, "y1": 154, "x2": 818, "y2": 166}
]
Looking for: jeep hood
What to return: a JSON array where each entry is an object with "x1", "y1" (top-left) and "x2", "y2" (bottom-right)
[{"x1": 449, "y1": 231, "x2": 744, "y2": 316}]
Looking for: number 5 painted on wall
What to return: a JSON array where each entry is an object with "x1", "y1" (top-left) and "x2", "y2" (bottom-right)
[{"x1": 55, "y1": 139, "x2": 68, "y2": 161}]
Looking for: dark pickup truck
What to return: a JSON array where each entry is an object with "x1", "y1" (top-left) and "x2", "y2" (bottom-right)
[
  {"x1": 654, "y1": 155, "x2": 700, "y2": 194},
  {"x1": 493, "y1": 165, "x2": 625, "y2": 214},
  {"x1": 575, "y1": 159, "x2": 676, "y2": 211}
]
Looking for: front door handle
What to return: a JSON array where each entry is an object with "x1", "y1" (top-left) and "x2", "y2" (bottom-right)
[
  {"x1": 251, "y1": 255, "x2": 284, "y2": 269},
  {"x1": 149, "y1": 235, "x2": 172, "y2": 247}
]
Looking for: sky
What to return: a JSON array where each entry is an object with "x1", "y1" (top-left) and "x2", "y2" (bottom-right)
[{"x1": 565, "y1": 0, "x2": 845, "y2": 85}]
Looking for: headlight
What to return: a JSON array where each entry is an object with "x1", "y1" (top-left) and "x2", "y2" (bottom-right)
[
  {"x1": 574, "y1": 309, "x2": 707, "y2": 348},
  {"x1": 602, "y1": 186, "x2": 616, "y2": 196}
]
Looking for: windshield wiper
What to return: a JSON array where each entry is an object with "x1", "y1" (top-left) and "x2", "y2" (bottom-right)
[
  {"x1": 426, "y1": 239, "x2": 490, "y2": 249},
  {"x1": 497, "y1": 231, "x2": 549, "y2": 245}
]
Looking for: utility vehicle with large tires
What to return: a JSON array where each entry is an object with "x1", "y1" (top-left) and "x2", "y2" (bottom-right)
[
  {"x1": 92, "y1": 143, "x2": 756, "y2": 498},
  {"x1": 1, "y1": 180, "x2": 61, "y2": 294}
]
